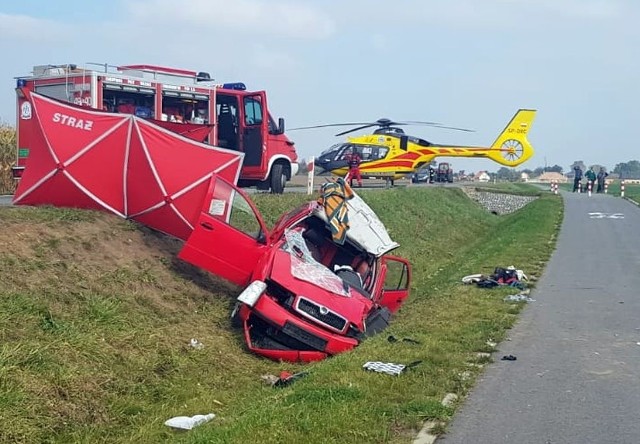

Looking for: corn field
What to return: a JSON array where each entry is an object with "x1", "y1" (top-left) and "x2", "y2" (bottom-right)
[{"x1": 0, "y1": 124, "x2": 17, "y2": 194}]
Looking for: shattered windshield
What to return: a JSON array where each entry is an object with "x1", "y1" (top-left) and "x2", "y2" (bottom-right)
[{"x1": 282, "y1": 230, "x2": 350, "y2": 297}]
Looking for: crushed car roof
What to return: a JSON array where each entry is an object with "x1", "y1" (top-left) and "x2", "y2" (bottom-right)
[{"x1": 314, "y1": 192, "x2": 399, "y2": 257}]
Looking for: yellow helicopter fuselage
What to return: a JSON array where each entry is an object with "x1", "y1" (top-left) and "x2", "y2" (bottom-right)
[{"x1": 328, "y1": 109, "x2": 536, "y2": 180}]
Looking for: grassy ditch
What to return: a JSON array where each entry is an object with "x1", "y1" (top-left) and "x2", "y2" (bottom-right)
[{"x1": 0, "y1": 187, "x2": 562, "y2": 443}]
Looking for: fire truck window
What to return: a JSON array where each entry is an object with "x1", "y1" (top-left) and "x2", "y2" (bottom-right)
[
  {"x1": 103, "y1": 90, "x2": 154, "y2": 118},
  {"x1": 34, "y1": 84, "x2": 70, "y2": 102},
  {"x1": 161, "y1": 96, "x2": 208, "y2": 124},
  {"x1": 243, "y1": 96, "x2": 263, "y2": 126},
  {"x1": 267, "y1": 115, "x2": 277, "y2": 134}
]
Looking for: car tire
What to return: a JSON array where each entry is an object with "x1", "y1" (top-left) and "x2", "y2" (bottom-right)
[{"x1": 270, "y1": 163, "x2": 286, "y2": 194}]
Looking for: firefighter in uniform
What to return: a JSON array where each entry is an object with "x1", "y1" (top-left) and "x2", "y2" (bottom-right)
[{"x1": 345, "y1": 148, "x2": 363, "y2": 187}]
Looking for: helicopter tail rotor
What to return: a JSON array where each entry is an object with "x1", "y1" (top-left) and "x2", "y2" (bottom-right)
[{"x1": 485, "y1": 109, "x2": 537, "y2": 167}]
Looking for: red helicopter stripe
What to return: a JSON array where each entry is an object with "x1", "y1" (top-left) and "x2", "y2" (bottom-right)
[{"x1": 361, "y1": 160, "x2": 414, "y2": 170}]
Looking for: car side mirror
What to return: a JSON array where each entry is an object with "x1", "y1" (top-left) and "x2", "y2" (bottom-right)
[
  {"x1": 257, "y1": 230, "x2": 268, "y2": 245},
  {"x1": 277, "y1": 117, "x2": 285, "y2": 135}
]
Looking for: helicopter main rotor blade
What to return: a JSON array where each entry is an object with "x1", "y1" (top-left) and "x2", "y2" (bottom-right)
[
  {"x1": 401, "y1": 121, "x2": 475, "y2": 132},
  {"x1": 335, "y1": 124, "x2": 378, "y2": 137},
  {"x1": 288, "y1": 122, "x2": 372, "y2": 131}
]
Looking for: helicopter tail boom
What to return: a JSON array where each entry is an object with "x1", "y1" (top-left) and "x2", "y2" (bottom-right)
[{"x1": 485, "y1": 109, "x2": 536, "y2": 167}]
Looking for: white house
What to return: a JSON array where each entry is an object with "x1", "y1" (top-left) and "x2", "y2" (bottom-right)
[{"x1": 476, "y1": 171, "x2": 491, "y2": 182}]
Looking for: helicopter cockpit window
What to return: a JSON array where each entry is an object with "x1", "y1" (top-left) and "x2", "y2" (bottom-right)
[
  {"x1": 373, "y1": 145, "x2": 388, "y2": 159},
  {"x1": 336, "y1": 144, "x2": 356, "y2": 160},
  {"x1": 337, "y1": 145, "x2": 388, "y2": 161},
  {"x1": 321, "y1": 143, "x2": 344, "y2": 157}
]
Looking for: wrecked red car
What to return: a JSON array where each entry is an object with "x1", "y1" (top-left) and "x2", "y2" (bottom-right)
[{"x1": 178, "y1": 178, "x2": 411, "y2": 362}]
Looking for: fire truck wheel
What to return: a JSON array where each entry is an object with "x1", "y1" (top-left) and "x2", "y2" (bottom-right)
[{"x1": 270, "y1": 163, "x2": 286, "y2": 194}]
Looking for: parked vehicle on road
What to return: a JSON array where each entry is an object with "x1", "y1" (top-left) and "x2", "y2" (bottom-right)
[
  {"x1": 435, "y1": 162, "x2": 454, "y2": 183},
  {"x1": 412, "y1": 165, "x2": 435, "y2": 183}
]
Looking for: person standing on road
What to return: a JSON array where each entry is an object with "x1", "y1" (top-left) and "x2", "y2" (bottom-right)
[
  {"x1": 596, "y1": 167, "x2": 608, "y2": 193},
  {"x1": 344, "y1": 148, "x2": 363, "y2": 188},
  {"x1": 585, "y1": 167, "x2": 596, "y2": 193},
  {"x1": 573, "y1": 166, "x2": 583, "y2": 192}
]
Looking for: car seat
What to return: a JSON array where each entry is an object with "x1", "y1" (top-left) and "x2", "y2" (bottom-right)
[{"x1": 217, "y1": 105, "x2": 236, "y2": 149}]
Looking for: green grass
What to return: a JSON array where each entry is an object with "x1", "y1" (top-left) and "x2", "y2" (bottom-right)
[
  {"x1": 472, "y1": 182, "x2": 542, "y2": 196},
  {"x1": 0, "y1": 187, "x2": 562, "y2": 443}
]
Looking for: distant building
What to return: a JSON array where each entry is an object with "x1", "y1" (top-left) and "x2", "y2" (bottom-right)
[
  {"x1": 476, "y1": 171, "x2": 490, "y2": 183},
  {"x1": 520, "y1": 172, "x2": 530, "y2": 182},
  {"x1": 537, "y1": 172, "x2": 567, "y2": 183}
]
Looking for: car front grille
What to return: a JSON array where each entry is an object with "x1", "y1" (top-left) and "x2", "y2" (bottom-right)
[
  {"x1": 282, "y1": 321, "x2": 328, "y2": 351},
  {"x1": 295, "y1": 297, "x2": 347, "y2": 332}
]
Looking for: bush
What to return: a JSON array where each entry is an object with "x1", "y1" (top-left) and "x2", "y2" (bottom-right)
[{"x1": 0, "y1": 124, "x2": 17, "y2": 194}]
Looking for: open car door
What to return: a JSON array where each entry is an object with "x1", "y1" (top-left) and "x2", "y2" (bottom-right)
[
  {"x1": 375, "y1": 255, "x2": 411, "y2": 314},
  {"x1": 178, "y1": 175, "x2": 270, "y2": 287}
]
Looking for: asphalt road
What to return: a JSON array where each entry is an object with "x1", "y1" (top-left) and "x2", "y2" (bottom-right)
[
  {"x1": 440, "y1": 191, "x2": 640, "y2": 444},
  {"x1": 0, "y1": 195, "x2": 12, "y2": 206}
]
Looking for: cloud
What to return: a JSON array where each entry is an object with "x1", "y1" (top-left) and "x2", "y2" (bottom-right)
[
  {"x1": 0, "y1": 13, "x2": 70, "y2": 43},
  {"x1": 124, "y1": 0, "x2": 336, "y2": 39},
  {"x1": 249, "y1": 45, "x2": 298, "y2": 72},
  {"x1": 326, "y1": 0, "x2": 629, "y2": 31},
  {"x1": 370, "y1": 34, "x2": 390, "y2": 52}
]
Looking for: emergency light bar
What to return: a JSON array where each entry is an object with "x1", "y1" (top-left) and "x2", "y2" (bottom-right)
[{"x1": 220, "y1": 83, "x2": 246, "y2": 91}]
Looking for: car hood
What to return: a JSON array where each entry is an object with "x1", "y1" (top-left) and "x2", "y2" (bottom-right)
[
  {"x1": 269, "y1": 247, "x2": 373, "y2": 330},
  {"x1": 313, "y1": 192, "x2": 399, "y2": 257}
]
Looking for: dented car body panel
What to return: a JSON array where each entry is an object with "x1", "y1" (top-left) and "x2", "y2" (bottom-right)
[{"x1": 178, "y1": 175, "x2": 411, "y2": 362}]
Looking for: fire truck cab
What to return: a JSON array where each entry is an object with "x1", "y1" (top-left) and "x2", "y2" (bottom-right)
[{"x1": 13, "y1": 63, "x2": 299, "y2": 193}]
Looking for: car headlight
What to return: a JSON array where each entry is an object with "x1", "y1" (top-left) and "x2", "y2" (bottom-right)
[{"x1": 237, "y1": 280, "x2": 267, "y2": 307}]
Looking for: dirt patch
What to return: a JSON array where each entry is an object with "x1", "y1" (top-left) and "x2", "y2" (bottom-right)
[{"x1": 0, "y1": 208, "x2": 239, "y2": 313}]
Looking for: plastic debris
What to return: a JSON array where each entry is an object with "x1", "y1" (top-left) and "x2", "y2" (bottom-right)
[
  {"x1": 504, "y1": 294, "x2": 536, "y2": 303},
  {"x1": 387, "y1": 335, "x2": 421, "y2": 344},
  {"x1": 260, "y1": 374, "x2": 279, "y2": 386},
  {"x1": 274, "y1": 370, "x2": 309, "y2": 387},
  {"x1": 189, "y1": 338, "x2": 204, "y2": 350},
  {"x1": 164, "y1": 413, "x2": 215, "y2": 430},
  {"x1": 442, "y1": 393, "x2": 459, "y2": 407},
  {"x1": 363, "y1": 360, "x2": 422, "y2": 376},
  {"x1": 501, "y1": 355, "x2": 517, "y2": 361},
  {"x1": 462, "y1": 274, "x2": 484, "y2": 284}
]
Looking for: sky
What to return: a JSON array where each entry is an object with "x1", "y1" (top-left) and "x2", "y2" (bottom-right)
[{"x1": 1, "y1": 0, "x2": 639, "y2": 173}]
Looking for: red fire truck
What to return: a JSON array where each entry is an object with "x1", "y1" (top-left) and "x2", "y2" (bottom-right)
[{"x1": 13, "y1": 63, "x2": 299, "y2": 193}]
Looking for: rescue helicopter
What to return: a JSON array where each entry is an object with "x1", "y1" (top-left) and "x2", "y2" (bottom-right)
[{"x1": 290, "y1": 109, "x2": 536, "y2": 181}]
